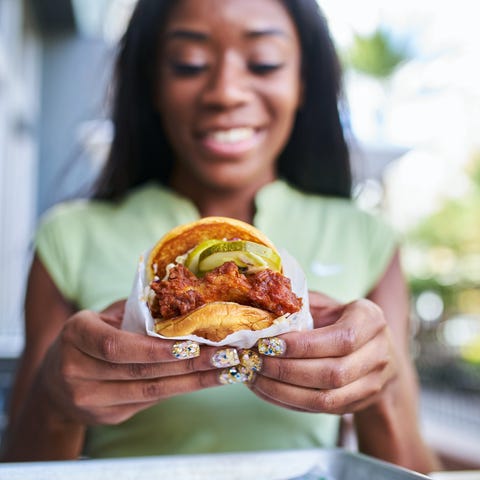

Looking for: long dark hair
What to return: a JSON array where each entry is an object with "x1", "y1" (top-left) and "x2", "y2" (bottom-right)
[{"x1": 93, "y1": 0, "x2": 351, "y2": 200}]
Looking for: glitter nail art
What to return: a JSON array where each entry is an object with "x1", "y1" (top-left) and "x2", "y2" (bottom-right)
[
  {"x1": 257, "y1": 337, "x2": 286, "y2": 356},
  {"x1": 239, "y1": 349, "x2": 263, "y2": 372},
  {"x1": 219, "y1": 365, "x2": 254, "y2": 384},
  {"x1": 171, "y1": 340, "x2": 200, "y2": 359},
  {"x1": 211, "y1": 348, "x2": 240, "y2": 368}
]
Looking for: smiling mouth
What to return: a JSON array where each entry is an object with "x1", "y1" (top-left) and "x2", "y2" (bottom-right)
[
  {"x1": 200, "y1": 127, "x2": 261, "y2": 156},
  {"x1": 206, "y1": 127, "x2": 256, "y2": 144}
]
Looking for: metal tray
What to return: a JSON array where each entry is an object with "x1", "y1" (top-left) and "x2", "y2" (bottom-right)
[
  {"x1": 289, "y1": 448, "x2": 431, "y2": 479},
  {"x1": 0, "y1": 448, "x2": 431, "y2": 480}
]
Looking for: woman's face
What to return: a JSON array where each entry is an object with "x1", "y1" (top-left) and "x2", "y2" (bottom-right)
[{"x1": 156, "y1": 0, "x2": 302, "y2": 193}]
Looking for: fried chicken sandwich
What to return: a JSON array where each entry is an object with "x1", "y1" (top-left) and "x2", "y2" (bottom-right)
[{"x1": 146, "y1": 217, "x2": 302, "y2": 342}]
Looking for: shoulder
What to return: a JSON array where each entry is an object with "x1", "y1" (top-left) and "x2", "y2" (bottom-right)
[
  {"x1": 37, "y1": 183, "x2": 164, "y2": 232},
  {"x1": 261, "y1": 180, "x2": 394, "y2": 239}
]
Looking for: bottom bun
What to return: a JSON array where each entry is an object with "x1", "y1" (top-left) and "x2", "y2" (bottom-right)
[{"x1": 154, "y1": 302, "x2": 276, "y2": 342}]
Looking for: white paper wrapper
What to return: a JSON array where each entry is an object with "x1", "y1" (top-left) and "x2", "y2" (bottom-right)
[{"x1": 123, "y1": 248, "x2": 313, "y2": 348}]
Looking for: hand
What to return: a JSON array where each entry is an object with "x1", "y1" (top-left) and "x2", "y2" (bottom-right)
[
  {"x1": 249, "y1": 291, "x2": 397, "y2": 414},
  {"x1": 37, "y1": 301, "x2": 238, "y2": 426}
]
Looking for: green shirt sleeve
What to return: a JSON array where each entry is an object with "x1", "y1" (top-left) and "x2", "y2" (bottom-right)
[{"x1": 34, "y1": 202, "x2": 86, "y2": 303}]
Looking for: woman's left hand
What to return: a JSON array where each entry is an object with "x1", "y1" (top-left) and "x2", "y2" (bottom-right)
[{"x1": 249, "y1": 291, "x2": 398, "y2": 414}]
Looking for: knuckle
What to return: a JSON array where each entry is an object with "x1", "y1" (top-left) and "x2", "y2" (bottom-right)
[
  {"x1": 60, "y1": 319, "x2": 77, "y2": 345},
  {"x1": 183, "y1": 358, "x2": 196, "y2": 373},
  {"x1": 271, "y1": 359, "x2": 290, "y2": 383},
  {"x1": 60, "y1": 359, "x2": 78, "y2": 380},
  {"x1": 128, "y1": 363, "x2": 151, "y2": 379},
  {"x1": 98, "y1": 333, "x2": 119, "y2": 361},
  {"x1": 328, "y1": 364, "x2": 348, "y2": 389},
  {"x1": 145, "y1": 338, "x2": 160, "y2": 362},
  {"x1": 371, "y1": 376, "x2": 384, "y2": 396},
  {"x1": 335, "y1": 327, "x2": 356, "y2": 354},
  {"x1": 197, "y1": 371, "x2": 214, "y2": 389},
  {"x1": 70, "y1": 386, "x2": 89, "y2": 410},
  {"x1": 310, "y1": 390, "x2": 336, "y2": 411},
  {"x1": 360, "y1": 299, "x2": 385, "y2": 326},
  {"x1": 142, "y1": 380, "x2": 164, "y2": 399},
  {"x1": 295, "y1": 334, "x2": 313, "y2": 357}
]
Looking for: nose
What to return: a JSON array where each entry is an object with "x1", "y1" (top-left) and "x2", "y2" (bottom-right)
[{"x1": 200, "y1": 52, "x2": 251, "y2": 109}]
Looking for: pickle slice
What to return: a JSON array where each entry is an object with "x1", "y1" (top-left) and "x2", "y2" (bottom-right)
[
  {"x1": 184, "y1": 239, "x2": 222, "y2": 274},
  {"x1": 198, "y1": 240, "x2": 282, "y2": 274}
]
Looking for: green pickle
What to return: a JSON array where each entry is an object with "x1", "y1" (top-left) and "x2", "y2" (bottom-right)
[
  {"x1": 184, "y1": 239, "x2": 222, "y2": 274},
  {"x1": 197, "y1": 240, "x2": 282, "y2": 274}
]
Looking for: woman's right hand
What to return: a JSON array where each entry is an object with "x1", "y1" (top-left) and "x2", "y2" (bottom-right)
[{"x1": 39, "y1": 300, "x2": 238, "y2": 426}]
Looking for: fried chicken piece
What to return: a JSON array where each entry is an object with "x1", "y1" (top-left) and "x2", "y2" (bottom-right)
[{"x1": 149, "y1": 262, "x2": 302, "y2": 319}]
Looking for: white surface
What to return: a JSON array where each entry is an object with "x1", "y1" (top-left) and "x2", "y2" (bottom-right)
[
  {"x1": 0, "y1": 450, "x2": 321, "y2": 480},
  {"x1": 431, "y1": 473, "x2": 480, "y2": 480}
]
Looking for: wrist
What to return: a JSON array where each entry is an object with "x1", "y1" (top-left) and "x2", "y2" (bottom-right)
[
  {"x1": 353, "y1": 375, "x2": 439, "y2": 473},
  {"x1": 2, "y1": 369, "x2": 86, "y2": 461}
]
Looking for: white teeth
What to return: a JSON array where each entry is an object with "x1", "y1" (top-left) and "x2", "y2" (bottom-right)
[{"x1": 209, "y1": 127, "x2": 254, "y2": 143}]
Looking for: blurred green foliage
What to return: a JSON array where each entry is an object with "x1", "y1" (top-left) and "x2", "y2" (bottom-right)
[
  {"x1": 343, "y1": 27, "x2": 410, "y2": 79},
  {"x1": 412, "y1": 157, "x2": 480, "y2": 252},
  {"x1": 405, "y1": 153, "x2": 480, "y2": 314}
]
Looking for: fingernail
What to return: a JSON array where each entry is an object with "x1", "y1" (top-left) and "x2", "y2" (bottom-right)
[
  {"x1": 171, "y1": 340, "x2": 200, "y2": 359},
  {"x1": 211, "y1": 348, "x2": 239, "y2": 368},
  {"x1": 239, "y1": 349, "x2": 263, "y2": 372},
  {"x1": 257, "y1": 337, "x2": 286, "y2": 357},
  {"x1": 219, "y1": 365, "x2": 254, "y2": 384}
]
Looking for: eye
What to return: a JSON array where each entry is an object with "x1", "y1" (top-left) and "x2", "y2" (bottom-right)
[
  {"x1": 248, "y1": 63, "x2": 284, "y2": 75},
  {"x1": 170, "y1": 62, "x2": 207, "y2": 77}
]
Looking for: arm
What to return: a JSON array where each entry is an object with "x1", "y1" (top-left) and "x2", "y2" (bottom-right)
[
  {"x1": 1, "y1": 255, "x2": 232, "y2": 462},
  {"x1": 356, "y1": 250, "x2": 440, "y2": 472},
  {"x1": 249, "y1": 250, "x2": 440, "y2": 474},
  {"x1": 2, "y1": 255, "x2": 85, "y2": 460}
]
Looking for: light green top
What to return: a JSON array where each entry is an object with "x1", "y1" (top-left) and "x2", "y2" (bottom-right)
[{"x1": 35, "y1": 179, "x2": 397, "y2": 458}]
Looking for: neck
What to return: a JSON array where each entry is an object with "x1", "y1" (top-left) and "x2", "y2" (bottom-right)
[{"x1": 170, "y1": 175, "x2": 275, "y2": 224}]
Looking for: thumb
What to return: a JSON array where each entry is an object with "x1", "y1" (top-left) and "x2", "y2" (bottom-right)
[
  {"x1": 99, "y1": 299, "x2": 126, "y2": 329},
  {"x1": 308, "y1": 291, "x2": 344, "y2": 328}
]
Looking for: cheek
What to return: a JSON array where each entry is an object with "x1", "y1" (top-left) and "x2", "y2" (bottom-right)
[
  {"x1": 156, "y1": 84, "x2": 196, "y2": 145},
  {"x1": 267, "y1": 73, "x2": 302, "y2": 123}
]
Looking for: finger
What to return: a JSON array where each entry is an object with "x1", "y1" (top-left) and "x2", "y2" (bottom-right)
[
  {"x1": 253, "y1": 363, "x2": 394, "y2": 415},
  {"x1": 74, "y1": 370, "x2": 223, "y2": 408},
  {"x1": 65, "y1": 346, "x2": 240, "y2": 381},
  {"x1": 308, "y1": 292, "x2": 343, "y2": 328},
  {"x1": 100, "y1": 300, "x2": 126, "y2": 328},
  {"x1": 258, "y1": 333, "x2": 390, "y2": 389},
  {"x1": 266, "y1": 299, "x2": 386, "y2": 359},
  {"x1": 86, "y1": 400, "x2": 160, "y2": 425},
  {"x1": 248, "y1": 385, "x2": 310, "y2": 413},
  {"x1": 64, "y1": 312, "x2": 200, "y2": 364}
]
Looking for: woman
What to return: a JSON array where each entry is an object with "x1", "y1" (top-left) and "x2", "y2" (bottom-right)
[{"x1": 2, "y1": 0, "x2": 439, "y2": 472}]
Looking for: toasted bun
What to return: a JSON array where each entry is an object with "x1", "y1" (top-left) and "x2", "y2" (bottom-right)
[
  {"x1": 154, "y1": 302, "x2": 276, "y2": 342},
  {"x1": 147, "y1": 216, "x2": 278, "y2": 281}
]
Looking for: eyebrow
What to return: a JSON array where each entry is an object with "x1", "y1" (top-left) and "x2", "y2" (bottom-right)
[
  {"x1": 164, "y1": 29, "x2": 209, "y2": 41},
  {"x1": 246, "y1": 28, "x2": 291, "y2": 39},
  {"x1": 164, "y1": 27, "x2": 291, "y2": 42}
]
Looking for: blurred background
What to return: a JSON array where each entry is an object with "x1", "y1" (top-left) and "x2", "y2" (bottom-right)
[{"x1": 0, "y1": 0, "x2": 479, "y2": 469}]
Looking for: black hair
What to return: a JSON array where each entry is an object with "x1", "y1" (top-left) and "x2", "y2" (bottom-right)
[{"x1": 93, "y1": 0, "x2": 351, "y2": 200}]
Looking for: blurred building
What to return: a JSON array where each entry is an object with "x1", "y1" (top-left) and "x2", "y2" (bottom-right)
[{"x1": 0, "y1": 0, "x2": 112, "y2": 358}]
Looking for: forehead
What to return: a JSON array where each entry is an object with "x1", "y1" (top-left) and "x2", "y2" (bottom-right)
[{"x1": 164, "y1": 0, "x2": 298, "y2": 38}]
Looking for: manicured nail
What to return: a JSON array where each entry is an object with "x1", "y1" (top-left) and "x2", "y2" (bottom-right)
[
  {"x1": 171, "y1": 340, "x2": 200, "y2": 359},
  {"x1": 257, "y1": 337, "x2": 286, "y2": 357},
  {"x1": 219, "y1": 365, "x2": 254, "y2": 384},
  {"x1": 211, "y1": 348, "x2": 239, "y2": 368},
  {"x1": 239, "y1": 349, "x2": 263, "y2": 372}
]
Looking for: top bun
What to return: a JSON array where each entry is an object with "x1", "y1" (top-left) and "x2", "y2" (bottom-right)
[{"x1": 147, "y1": 216, "x2": 278, "y2": 281}]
